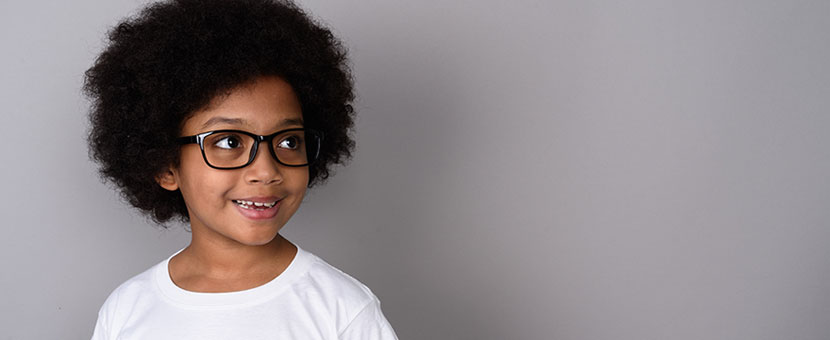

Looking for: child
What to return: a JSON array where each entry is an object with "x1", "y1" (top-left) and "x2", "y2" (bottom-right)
[{"x1": 85, "y1": 0, "x2": 398, "y2": 339}]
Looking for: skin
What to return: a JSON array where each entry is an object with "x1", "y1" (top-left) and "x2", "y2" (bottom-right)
[{"x1": 156, "y1": 76, "x2": 309, "y2": 293}]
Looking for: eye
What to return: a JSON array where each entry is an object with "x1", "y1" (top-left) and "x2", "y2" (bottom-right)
[
  {"x1": 213, "y1": 134, "x2": 244, "y2": 149},
  {"x1": 276, "y1": 135, "x2": 302, "y2": 150}
]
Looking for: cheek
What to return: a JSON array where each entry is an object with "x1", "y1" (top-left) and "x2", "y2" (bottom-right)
[
  {"x1": 294, "y1": 169, "x2": 310, "y2": 188},
  {"x1": 177, "y1": 154, "x2": 235, "y2": 205},
  {"x1": 284, "y1": 168, "x2": 309, "y2": 196}
]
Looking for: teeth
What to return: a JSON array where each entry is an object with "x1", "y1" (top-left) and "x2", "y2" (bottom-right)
[{"x1": 233, "y1": 200, "x2": 277, "y2": 209}]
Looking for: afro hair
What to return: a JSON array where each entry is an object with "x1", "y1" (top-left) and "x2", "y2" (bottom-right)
[{"x1": 85, "y1": 0, "x2": 355, "y2": 225}]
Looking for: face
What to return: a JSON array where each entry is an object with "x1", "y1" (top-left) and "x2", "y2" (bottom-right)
[{"x1": 158, "y1": 76, "x2": 309, "y2": 247}]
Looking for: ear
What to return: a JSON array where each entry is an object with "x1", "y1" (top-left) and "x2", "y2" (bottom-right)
[{"x1": 155, "y1": 167, "x2": 180, "y2": 191}]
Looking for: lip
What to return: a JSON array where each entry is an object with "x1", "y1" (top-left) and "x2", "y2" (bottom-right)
[{"x1": 232, "y1": 197, "x2": 282, "y2": 220}]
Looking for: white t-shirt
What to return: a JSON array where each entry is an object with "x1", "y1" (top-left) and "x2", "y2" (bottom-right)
[{"x1": 91, "y1": 246, "x2": 398, "y2": 340}]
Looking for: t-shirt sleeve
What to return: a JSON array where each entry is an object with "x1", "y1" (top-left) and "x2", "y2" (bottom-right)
[
  {"x1": 90, "y1": 286, "x2": 120, "y2": 340},
  {"x1": 90, "y1": 304, "x2": 109, "y2": 340},
  {"x1": 338, "y1": 298, "x2": 399, "y2": 340}
]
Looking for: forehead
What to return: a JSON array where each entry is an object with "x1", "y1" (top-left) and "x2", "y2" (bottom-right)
[{"x1": 182, "y1": 76, "x2": 303, "y2": 134}]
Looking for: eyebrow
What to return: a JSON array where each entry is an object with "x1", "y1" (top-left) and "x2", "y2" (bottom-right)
[{"x1": 200, "y1": 116, "x2": 304, "y2": 130}]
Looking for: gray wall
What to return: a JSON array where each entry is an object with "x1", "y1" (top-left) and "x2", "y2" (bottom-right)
[{"x1": 1, "y1": 0, "x2": 828, "y2": 339}]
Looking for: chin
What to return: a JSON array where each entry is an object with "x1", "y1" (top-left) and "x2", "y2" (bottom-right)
[{"x1": 236, "y1": 230, "x2": 281, "y2": 247}]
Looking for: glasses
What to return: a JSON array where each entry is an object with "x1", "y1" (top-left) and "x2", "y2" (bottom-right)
[{"x1": 177, "y1": 128, "x2": 323, "y2": 169}]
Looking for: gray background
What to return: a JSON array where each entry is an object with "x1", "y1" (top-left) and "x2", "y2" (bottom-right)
[{"x1": 1, "y1": 0, "x2": 828, "y2": 339}]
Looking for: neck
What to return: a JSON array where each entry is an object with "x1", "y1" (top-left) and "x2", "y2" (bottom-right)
[{"x1": 179, "y1": 234, "x2": 297, "y2": 279}]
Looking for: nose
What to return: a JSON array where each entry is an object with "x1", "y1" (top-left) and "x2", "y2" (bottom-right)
[{"x1": 243, "y1": 141, "x2": 283, "y2": 184}]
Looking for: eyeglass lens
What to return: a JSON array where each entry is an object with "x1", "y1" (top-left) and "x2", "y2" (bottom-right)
[{"x1": 201, "y1": 130, "x2": 318, "y2": 168}]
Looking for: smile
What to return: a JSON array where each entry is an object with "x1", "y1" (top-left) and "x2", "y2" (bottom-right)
[{"x1": 232, "y1": 199, "x2": 278, "y2": 210}]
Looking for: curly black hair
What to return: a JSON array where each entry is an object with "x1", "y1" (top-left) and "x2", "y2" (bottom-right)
[{"x1": 85, "y1": 0, "x2": 355, "y2": 225}]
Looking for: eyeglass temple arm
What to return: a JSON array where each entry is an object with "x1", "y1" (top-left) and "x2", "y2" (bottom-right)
[{"x1": 176, "y1": 136, "x2": 199, "y2": 145}]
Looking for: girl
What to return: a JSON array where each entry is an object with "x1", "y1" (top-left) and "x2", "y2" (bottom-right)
[{"x1": 85, "y1": 1, "x2": 397, "y2": 339}]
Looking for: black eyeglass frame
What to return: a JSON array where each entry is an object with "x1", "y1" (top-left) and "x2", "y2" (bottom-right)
[{"x1": 176, "y1": 128, "x2": 324, "y2": 170}]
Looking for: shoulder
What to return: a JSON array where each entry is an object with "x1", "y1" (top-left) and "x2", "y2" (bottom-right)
[
  {"x1": 295, "y1": 250, "x2": 399, "y2": 339},
  {"x1": 96, "y1": 260, "x2": 162, "y2": 319},
  {"x1": 92, "y1": 259, "x2": 165, "y2": 339},
  {"x1": 291, "y1": 248, "x2": 389, "y2": 331},
  {"x1": 298, "y1": 249, "x2": 378, "y2": 306}
]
